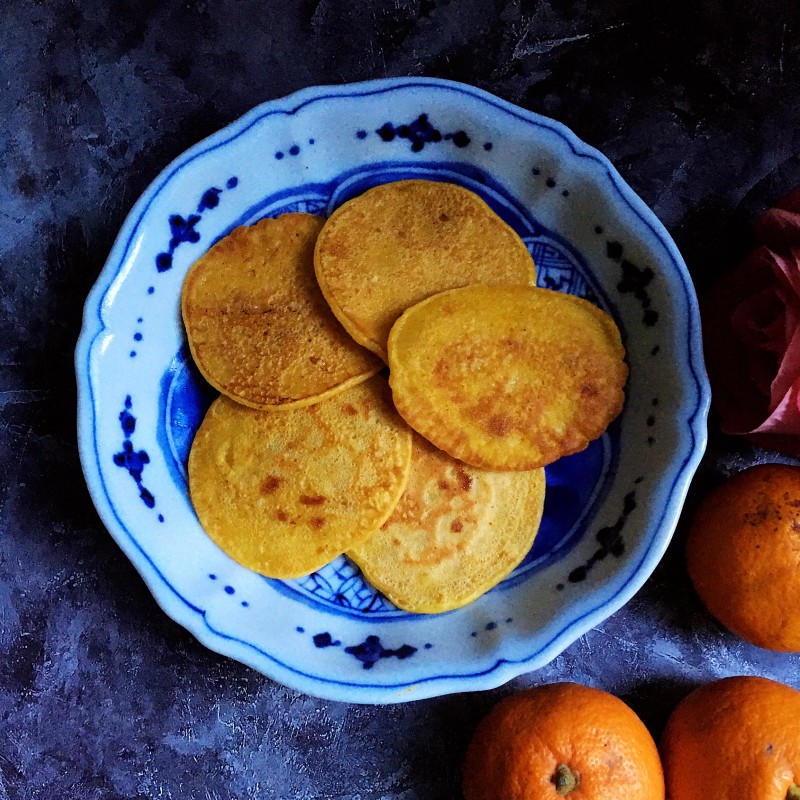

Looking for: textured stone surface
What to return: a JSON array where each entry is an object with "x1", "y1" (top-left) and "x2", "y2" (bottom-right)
[{"x1": 2, "y1": 1, "x2": 800, "y2": 797}]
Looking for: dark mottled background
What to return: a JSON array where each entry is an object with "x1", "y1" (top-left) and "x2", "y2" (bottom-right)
[{"x1": 2, "y1": 1, "x2": 800, "y2": 797}]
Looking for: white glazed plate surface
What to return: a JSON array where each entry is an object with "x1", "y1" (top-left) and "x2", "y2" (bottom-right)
[{"x1": 76, "y1": 78, "x2": 710, "y2": 703}]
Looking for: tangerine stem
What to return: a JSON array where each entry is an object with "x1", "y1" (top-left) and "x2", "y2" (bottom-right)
[
  {"x1": 552, "y1": 764, "x2": 579, "y2": 795},
  {"x1": 787, "y1": 784, "x2": 800, "y2": 800}
]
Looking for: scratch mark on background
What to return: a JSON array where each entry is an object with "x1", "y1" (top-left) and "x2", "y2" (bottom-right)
[
  {"x1": 779, "y1": 21, "x2": 787, "y2": 81},
  {"x1": 0, "y1": 390, "x2": 48, "y2": 409},
  {"x1": 514, "y1": 22, "x2": 629, "y2": 58}
]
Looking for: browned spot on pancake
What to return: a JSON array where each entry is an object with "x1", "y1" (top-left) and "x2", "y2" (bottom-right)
[
  {"x1": 187, "y1": 380, "x2": 412, "y2": 579},
  {"x1": 456, "y1": 468, "x2": 473, "y2": 492},
  {"x1": 348, "y1": 435, "x2": 547, "y2": 613},
  {"x1": 261, "y1": 475, "x2": 282, "y2": 493},
  {"x1": 488, "y1": 415, "x2": 511, "y2": 436},
  {"x1": 181, "y1": 213, "x2": 380, "y2": 410},
  {"x1": 387, "y1": 285, "x2": 627, "y2": 470},
  {"x1": 433, "y1": 358, "x2": 452, "y2": 389},
  {"x1": 299, "y1": 495, "x2": 326, "y2": 506},
  {"x1": 501, "y1": 337, "x2": 525, "y2": 353},
  {"x1": 343, "y1": 404, "x2": 358, "y2": 416}
]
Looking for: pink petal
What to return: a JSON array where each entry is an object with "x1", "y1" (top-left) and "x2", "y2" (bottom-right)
[
  {"x1": 770, "y1": 321, "x2": 800, "y2": 411},
  {"x1": 731, "y1": 287, "x2": 785, "y2": 352},
  {"x1": 709, "y1": 187, "x2": 800, "y2": 454},
  {"x1": 704, "y1": 273, "x2": 773, "y2": 434},
  {"x1": 751, "y1": 376, "x2": 800, "y2": 435},
  {"x1": 765, "y1": 249, "x2": 800, "y2": 408},
  {"x1": 755, "y1": 208, "x2": 800, "y2": 250},
  {"x1": 769, "y1": 246, "x2": 800, "y2": 298}
]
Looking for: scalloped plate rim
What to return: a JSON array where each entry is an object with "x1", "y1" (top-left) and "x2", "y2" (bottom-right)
[{"x1": 75, "y1": 76, "x2": 710, "y2": 703}]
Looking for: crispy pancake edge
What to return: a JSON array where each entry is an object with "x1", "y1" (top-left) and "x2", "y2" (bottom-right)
[
  {"x1": 350, "y1": 464, "x2": 546, "y2": 613},
  {"x1": 313, "y1": 180, "x2": 537, "y2": 361},
  {"x1": 181, "y1": 214, "x2": 382, "y2": 411},
  {"x1": 387, "y1": 284, "x2": 628, "y2": 471},
  {"x1": 187, "y1": 380, "x2": 413, "y2": 578}
]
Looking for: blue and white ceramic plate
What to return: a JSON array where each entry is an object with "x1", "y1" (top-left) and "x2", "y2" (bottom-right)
[{"x1": 76, "y1": 78, "x2": 709, "y2": 703}]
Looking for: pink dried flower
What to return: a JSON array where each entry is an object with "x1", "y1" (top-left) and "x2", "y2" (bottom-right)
[{"x1": 704, "y1": 188, "x2": 800, "y2": 455}]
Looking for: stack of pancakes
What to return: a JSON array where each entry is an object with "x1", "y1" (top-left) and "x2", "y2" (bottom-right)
[{"x1": 182, "y1": 180, "x2": 627, "y2": 613}]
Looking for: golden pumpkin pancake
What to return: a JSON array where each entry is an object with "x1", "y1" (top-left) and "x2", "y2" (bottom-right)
[
  {"x1": 349, "y1": 435, "x2": 546, "y2": 613},
  {"x1": 181, "y1": 213, "x2": 381, "y2": 410},
  {"x1": 314, "y1": 180, "x2": 536, "y2": 360},
  {"x1": 388, "y1": 285, "x2": 627, "y2": 471},
  {"x1": 188, "y1": 377, "x2": 412, "y2": 578}
]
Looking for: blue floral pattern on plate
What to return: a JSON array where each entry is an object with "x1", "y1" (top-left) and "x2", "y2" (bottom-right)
[{"x1": 76, "y1": 78, "x2": 709, "y2": 703}]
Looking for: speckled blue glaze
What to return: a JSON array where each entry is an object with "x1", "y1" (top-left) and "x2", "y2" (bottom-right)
[
  {"x1": 306, "y1": 631, "x2": 419, "y2": 669},
  {"x1": 372, "y1": 112, "x2": 470, "y2": 152},
  {"x1": 155, "y1": 179, "x2": 238, "y2": 273},
  {"x1": 345, "y1": 637, "x2": 417, "y2": 670},
  {"x1": 197, "y1": 188, "x2": 221, "y2": 212},
  {"x1": 155, "y1": 164, "x2": 618, "y2": 618},
  {"x1": 112, "y1": 396, "x2": 156, "y2": 512},
  {"x1": 76, "y1": 78, "x2": 709, "y2": 703},
  {"x1": 606, "y1": 238, "x2": 660, "y2": 326}
]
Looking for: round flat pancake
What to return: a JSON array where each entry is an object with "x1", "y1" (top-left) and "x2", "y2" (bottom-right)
[
  {"x1": 388, "y1": 285, "x2": 627, "y2": 471},
  {"x1": 181, "y1": 213, "x2": 381, "y2": 410},
  {"x1": 313, "y1": 180, "x2": 536, "y2": 361},
  {"x1": 188, "y1": 377, "x2": 412, "y2": 578},
  {"x1": 349, "y1": 435, "x2": 546, "y2": 614}
]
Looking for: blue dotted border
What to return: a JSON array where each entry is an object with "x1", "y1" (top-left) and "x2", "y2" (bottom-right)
[
  {"x1": 78, "y1": 78, "x2": 709, "y2": 700},
  {"x1": 154, "y1": 162, "x2": 623, "y2": 621}
]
